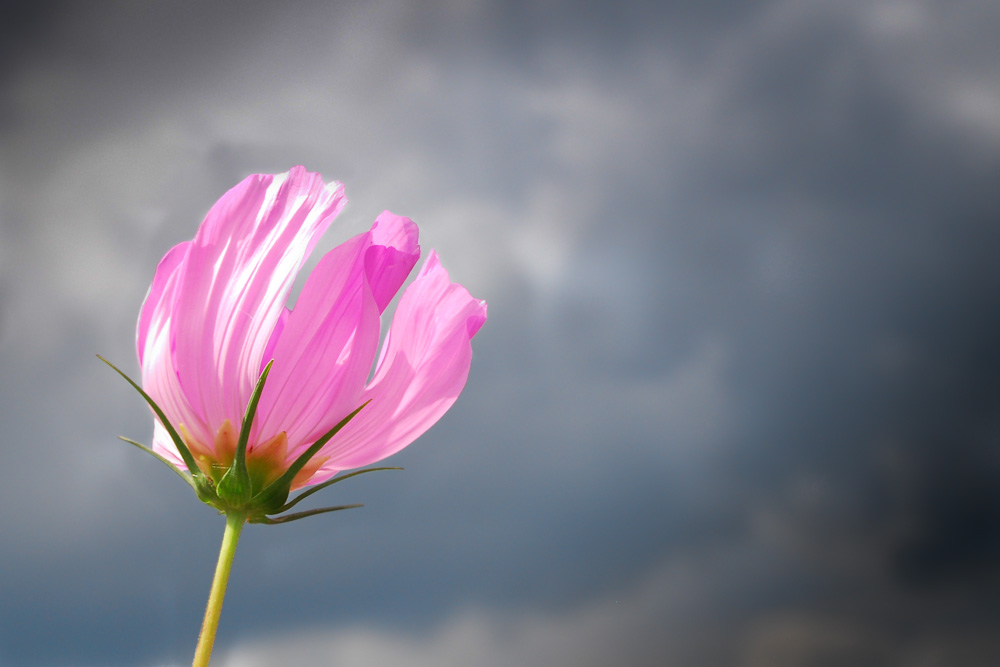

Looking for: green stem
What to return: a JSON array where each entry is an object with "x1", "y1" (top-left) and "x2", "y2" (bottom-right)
[{"x1": 193, "y1": 512, "x2": 245, "y2": 667}]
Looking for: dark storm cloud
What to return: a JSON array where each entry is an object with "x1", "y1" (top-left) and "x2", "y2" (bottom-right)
[
  {"x1": 2, "y1": 1, "x2": 1000, "y2": 665},
  {"x1": 673, "y1": 2, "x2": 1000, "y2": 590},
  {"x1": 638, "y1": 1, "x2": 1000, "y2": 622}
]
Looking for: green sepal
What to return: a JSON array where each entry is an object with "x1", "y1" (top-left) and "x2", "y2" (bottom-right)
[
  {"x1": 250, "y1": 401, "x2": 370, "y2": 515},
  {"x1": 216, "y1": 360, "x2": 273, "y2": 507},
  {"x1": 250, "y1": 504, "x2": 363, "y2": 525},
  {"x1": 119, "y1": 436, "x2": 198, "y2": 492},
  {"x1": 278, "y1": 467, "x2": 402, "y2": 514},
  {"x1": 98, "y1": 354, "x2": 216, "y2": 503},
  {"x1": 103, "y1": 354, "x2": 400, "y2": 526}
]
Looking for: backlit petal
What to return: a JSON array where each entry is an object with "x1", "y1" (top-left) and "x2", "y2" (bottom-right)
[
  {"x1": 307, "y1": 251, "x2": 487, "y2": 483},
  {"x1": 256, "y1": 214, "x2": 420, "y2": 455},
  {"x1": 166, "y1": 167, "x2": 345, "y2": 434},
  {"x1": 134, "y1": 168, "x2": 486, "y2": 504},
  {"x1": 138, "y1": 240, "x2": 213, "y2": 456},
  {"x1": 366, "y1": 211, "x2": 421, "y2": 313}
]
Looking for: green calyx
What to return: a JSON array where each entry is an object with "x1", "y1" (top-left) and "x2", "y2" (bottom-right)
[{"x1": 98, "y1": 355, "x2": 400, "y2": 524}]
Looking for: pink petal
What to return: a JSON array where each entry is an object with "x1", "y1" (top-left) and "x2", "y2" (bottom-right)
[
  {"x1": 165, "y1": 167, "x2": 346, "y2": 434},
  {"x1": 306, "y1": 251, "x2": 487, "y2": 483},
  {"x1": 135, "y1": 170, "x2": 486, "y2": 488},
  {"x1": 137, "y1": 239, "x2": 214, "y2": 454},
  {"x1": 136, "y1": 241, "x2": 189, "y2": 367},
  {"x1": 254, "y1": 233, "x2": 378, "y2": 451},
  {"x1": 259, "y1": 307, "x2": 290, "y2": 376},
  {"x1": 255, "y1": 214, "x2": 421, "y2": 454},
  {"x1": 151, "y1": 420, "x2": 184, "y2": 467},
  {"x1": 366, "y1": 211, "x2": 421, "y2": 313}
]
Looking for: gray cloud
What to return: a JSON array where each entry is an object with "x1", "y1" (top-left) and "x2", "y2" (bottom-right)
[{"x1": 2, "y1": 0, "x2": 999, "y2": 665}]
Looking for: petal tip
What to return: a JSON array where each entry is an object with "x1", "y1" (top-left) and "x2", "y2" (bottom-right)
[
  {"x1": 372, "y1": 211, "x2": 420, "y2": 254},
  {"x1": 469, "y1": 300, "x2": 488, "y2": 338}
]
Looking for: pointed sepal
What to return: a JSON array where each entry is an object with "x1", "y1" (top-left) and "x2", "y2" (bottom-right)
[
  {"x1": 250, "y1": 401, "x2": 370, "y2": 515},
  {"x1": 105, "y1": 354, "x2": 403, "y2": 526},
  {"x1": 216, "y1": 360, "x2": 273, "y2": 507},
  {"x1": 119, "y1": 436, "x2": 199, "y2": 492},
  {"x1": 250, "y1": 504, "x2": 364, "y2": 525},
  {"x1": 98, "y1": 354, "x2": 217, "y2": 503},
  {"x1": 278, "y1": 467, "x2": 402, "y2": 514}
]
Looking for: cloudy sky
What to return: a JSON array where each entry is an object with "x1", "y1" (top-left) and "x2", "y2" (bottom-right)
[{"x1": 2, "y1": 1, "x2": 1000, "y2": 665}]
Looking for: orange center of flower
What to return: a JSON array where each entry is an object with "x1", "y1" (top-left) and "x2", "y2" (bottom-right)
[{"x1": 180, "y1": 420, "x2": 328, "y2": 492}]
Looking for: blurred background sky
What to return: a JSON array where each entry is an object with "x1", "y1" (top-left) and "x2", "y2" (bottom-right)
[{"x1": 2, "y1": 1, "x2": 1000, "y2": 665}]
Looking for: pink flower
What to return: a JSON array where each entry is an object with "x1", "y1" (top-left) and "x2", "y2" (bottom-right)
[{"x1": 128, "y1": 167, "x2": 486, "y2": 521}]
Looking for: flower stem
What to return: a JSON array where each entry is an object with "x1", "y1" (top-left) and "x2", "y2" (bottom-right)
[{"x1": 193, "y1": 512, "x2": 245, "y2": 667}]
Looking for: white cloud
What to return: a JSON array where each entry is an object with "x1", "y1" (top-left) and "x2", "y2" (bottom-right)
[
  {"x1": 213, "y1": 521, "x2": 1000, "y2": 667},
  {"x1": 215, "y1": 550, "x2": 727, "y2": 667}
]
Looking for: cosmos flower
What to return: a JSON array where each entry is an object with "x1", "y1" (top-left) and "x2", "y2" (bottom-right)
[{"x1": 115, "y1": 166, "x2": 486, "y2": 522}]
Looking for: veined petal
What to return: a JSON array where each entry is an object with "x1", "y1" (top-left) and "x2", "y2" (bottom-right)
[
  {"x1": 130, "y1": 168, "x2": 486, "y2": 511},
  {"x1": 138, "y1": 240, "x2": 214, "y2": 457},
  {"x1": 144, "y1": 323, "x2": 213, "y2": 463},
  {"x1": 256, "y1": 214, "x2": 421, "y2": 455},
  {"x1": 366, "y1": 211, "x2": 421, "y2": 313},
  {"x1": 255, "y1": 233, "x2": 379, "y2": 451},
  {"x1": 151, "y1": 420, "x2": 184, "y2": 467},
  {"x1": 305, "y1": 251, "x2": 487, "y2": 484},
  {"x1": 259, "y1": 307, "x2": 290, "y2": 376},
  {"x1": 166, "y1": 167, "x2": 346, "y2": 436},
  {"x1": 136, "y1": 240, "x2": 189, "y2": 367}
]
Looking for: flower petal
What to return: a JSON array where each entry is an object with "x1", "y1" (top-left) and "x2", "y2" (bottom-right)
[
  {"x1": 136, "y1": 240, "x2": 189, "y2": 367},
  {"x1": 165, "y1": 167, "x2": 346, "y2": 435},
  {"x1": 306, "y1": 251, "x2": 487, "y2": 483},
  {"x1": 255, "y1": 214, "x2": 421, "y2": 454},
  {"x1": 151, "y1": 419, "x2": 184, "y2": 467},
  {"x1": 135, "y1": 169, "x2": 486, "y2": 494},
  {"x1": 138, "y1": 240, "x2": 214, "y2": 454},
  {"x1": 366, "y1": 211, "x2": 421, "y2": 313}
]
